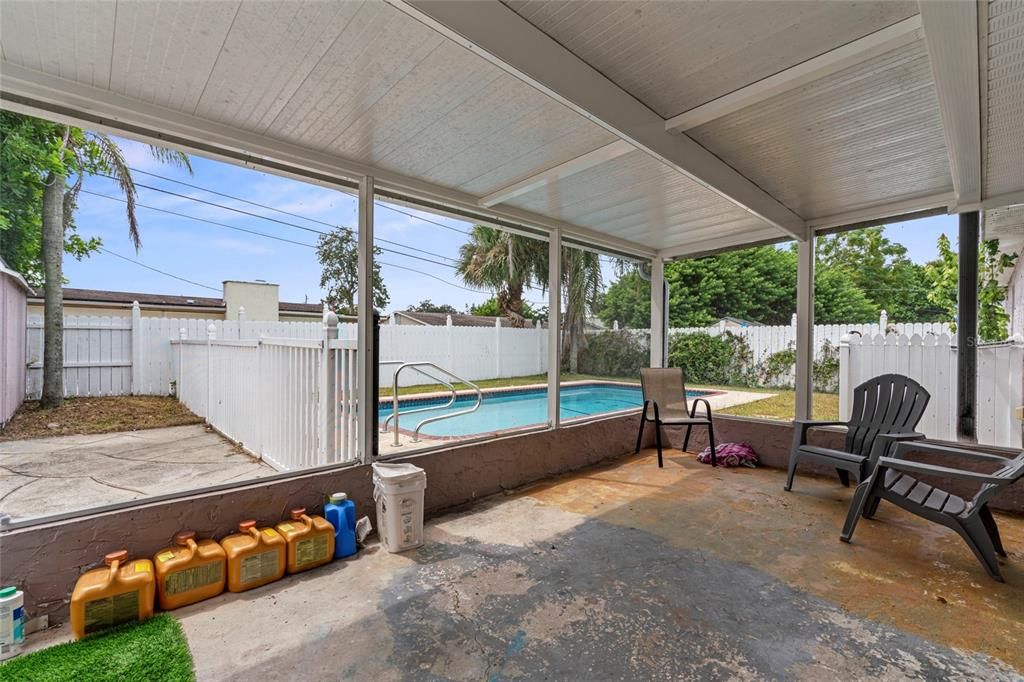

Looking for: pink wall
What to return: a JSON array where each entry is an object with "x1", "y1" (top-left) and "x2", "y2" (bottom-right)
[{"x1": 0, "y1": 263, "x2": 29, "y2": 426}]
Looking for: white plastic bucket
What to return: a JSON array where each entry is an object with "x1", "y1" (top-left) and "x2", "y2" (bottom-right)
[{"x1": 372, "y1": 463, "x2": 427, "y2": 553}]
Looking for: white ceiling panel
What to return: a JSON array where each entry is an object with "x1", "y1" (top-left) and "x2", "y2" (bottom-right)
[
  {"x1": 503, "y1": 0, "x2": 918, "y2": 119},
  {"x1": 985, "y1": 0, "x2": 1024, "y2": 200},
  {"x1": 506, "y1": 150, "x2": 779, "y2": 251},
  {"x1": 688, "y1": 40, "x2": 952, "y2": 220}
]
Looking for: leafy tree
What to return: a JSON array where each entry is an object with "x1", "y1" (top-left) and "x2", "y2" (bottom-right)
[
  {"x1": 0, "y1": 112, "x2": 191, "y2": 407},
  {"x1": 924, "y1": 234, "x2": 1018, "y2": 342},
  {"x1": 316, "y1": 227, "x2": 388, "y2": 315},
  {"x1": 456, "y1": 225, "x2": 546, "y2": 327},
  {"x1": 813, "y1": 266, "x2": 876, "y2": 323},
  {"x1": 470, "y1": 296, "x2": 541, "y2": 320},
  {"x1": 816, "y1": 227, "x2": 937, "y2": 321},
  {"x1": 407, "y1": 299, "x2": 457, "y2": 314},
  {"x1": 597, "y1": 270, "x2": 650, "y2": 328}
]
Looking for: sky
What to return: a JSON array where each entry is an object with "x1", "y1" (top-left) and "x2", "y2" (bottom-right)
[{"x1": 64, "y1": 136, "x2": 958, "y2": 313}]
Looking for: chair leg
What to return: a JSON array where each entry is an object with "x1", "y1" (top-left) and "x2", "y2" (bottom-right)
[
  {"x1": 840, "y1": 479, "x2": 875, "y2": 543},
  {"x1": 682, "y1": 425, "x2": 693, "y2": 453},
  {"x1": 635, "y1": 404, "x2": 648, "y2": 455},
  {"x1": 654, "y1": 420, "x2": 664, "y2": 468},
  {"x1": 707, "y1": 422, "x2": 717, "y2": 467},
  {"x1": 957, "y1": 515, "x2": 1004, "y2": 582},
  {"x1": 863, "y1": 495, "x2": 882, "y2": 520},
  {"x1": 979, "y1": 506, "x2": 1008, "y2": 558},
  {"x1": 836, "y1": 468, "x2": 850, "y2": 487},
  {"x1": 785, "y1": 427, "x2": 803, "y2": 492}
]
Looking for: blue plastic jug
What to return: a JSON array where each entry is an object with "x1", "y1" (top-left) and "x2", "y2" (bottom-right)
[{"x1": 324, "y1": 492, "x2": 357, "y2": 558}]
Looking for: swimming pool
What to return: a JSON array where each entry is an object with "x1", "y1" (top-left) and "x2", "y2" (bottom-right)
[{"x1": 379, "y1": 383, "x2": 713, "y2": 438}]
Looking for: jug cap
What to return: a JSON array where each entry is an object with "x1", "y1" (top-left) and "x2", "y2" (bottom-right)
[
  {"x1": 104, "y1": 549, "x2": 129, "y2": 565},
  {"x1": 0, "y1": 587, "x2": 17, "y2": 598},
  {"x1": 329, "y1": 492, "x2": 348, "y2": 503},
  {"x1": 174, "y1": 530, "x2": 196, "y2": 545},
  {"x1": 238, "y1": 520, "x2": 257, "y2": 532},
  {"x1": 289, "y1": 508, "x2": 306, "y2": 520}
]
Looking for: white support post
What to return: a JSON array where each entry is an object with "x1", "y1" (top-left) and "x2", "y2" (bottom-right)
[
  {"x1": 176, "y1": 327, "x2": 186, "y2": 398},
  {"x1": 649, "y1": 258, "x2": 665, "y2": 368},
  {"x1": 494, "y1": 317, "x2": 502, "y2": 378},
  {"x1": 130, "y1": 301, "x2": 142, "y2": 394},
  {"x1": 446, "y1": 315, "x2": 454, "y2": 370},
  {"x1": 321, "y1": 310, "x2": 339, "y2": 465},
  {"x1": 794, "y1": 238, "x2": 815, "y2": 420},
  {"x1": 206, "y1": 323, "x2": 216, "y2": 420},
  {"x1": 879, "y1": 309, "x2": 888, "y2": 334},
  {"x1": 357, "y1": 176, "x2": 376, "y2": 464},
  {"x1": 547, "y1": 228, "x2": 562, "y2": 428},
  {"x1": 238, "y1": 306, "x2": 247, "y2": 340},
  {"x1": 838, "y1": 335, "x2": 851, "y2": 421},
  {"x1": 536, "y1": 321, "x2": 544, "y2": 375}
]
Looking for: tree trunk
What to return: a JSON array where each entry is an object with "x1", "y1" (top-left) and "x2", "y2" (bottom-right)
[
  {"x1": 504, "y1": 281, "x2": 526, "y2": 328},
  {"x1": 41, "y1": 172, "x2": 65, "y2": 408},
  {"x1": 569, "y1": 328, "x2": 579, "y2": 374}
]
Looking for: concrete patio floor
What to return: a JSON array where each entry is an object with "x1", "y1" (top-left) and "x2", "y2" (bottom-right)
[
  {"x1": 24, "y1": 448, "x2": 1024, "y2": 679},
  {"x1": 0, "y1": 425, "x2": 274, "y2": 521}
]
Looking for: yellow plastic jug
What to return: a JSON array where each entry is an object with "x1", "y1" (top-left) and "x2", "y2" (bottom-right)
[
  {"x1": 220, "y1": 520, "x2": 287, "y2": 593},
  {"x1": 276, "y1": 508, "x2": 335, "y2": 574},
  {"x1": 154, "y1": 531, "x2": 226, "y2": 610},
  {"x1": 70, "y1": 550, "x2": 155, "y2": 640}
]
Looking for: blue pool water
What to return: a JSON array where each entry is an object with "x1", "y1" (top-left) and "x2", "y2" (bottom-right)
[{"x1": 379, "y1": 383, "x2": 710, "y2": 438}]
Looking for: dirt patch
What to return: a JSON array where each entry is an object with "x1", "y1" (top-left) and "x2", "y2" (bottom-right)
[{"x1": 0, "y1": 396, "x2": 203, "y2": 441}]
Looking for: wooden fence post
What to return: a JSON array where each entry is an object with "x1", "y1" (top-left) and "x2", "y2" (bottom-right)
[
  {"x1": 321, "y1": 310, "x2": 339, "y2": 464},
  {"x1": 130, "y1": 301, "x2": 142, "y2": 395}
]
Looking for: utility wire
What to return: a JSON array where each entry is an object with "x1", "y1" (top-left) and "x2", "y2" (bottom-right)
[
  {"x1": 373, "y1": 201, "x2": 471, "y2": 235},
  {"x1": 97, "y1": 246, "x2": 221, "y2": 292}
]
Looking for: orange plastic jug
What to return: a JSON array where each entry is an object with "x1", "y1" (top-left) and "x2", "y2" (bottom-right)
[
  {"x1": 276, "y1": 508, "x2": 335, "y2": 574},
  {"x1": 70, "y1": 550, "x2": 155, "y2": 640},
  {"x1": 220, "y1": 520, "x2": 287, "y2": 593},
  {"x1": 154, "y1": 531, "x2": 226, "y2": 610}
]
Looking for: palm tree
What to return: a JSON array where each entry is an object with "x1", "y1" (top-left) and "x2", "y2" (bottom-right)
[
  {"x1": 40, "y1": 126, "x2": 191, "y2": 407},
  {"x1": 560, "y1": 247, "x2": 603, "y2": 373},
  {"x1": 456, "y1": 225, "x2": 546, "y2": 327}
]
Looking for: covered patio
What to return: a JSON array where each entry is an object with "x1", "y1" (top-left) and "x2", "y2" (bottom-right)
[{"x1": 2, "y1": 0, "x2": 1023, "y2": 677}]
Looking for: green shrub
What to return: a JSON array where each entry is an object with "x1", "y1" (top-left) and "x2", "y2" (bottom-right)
[
  {"x1": 667, "y1": 331, "x2": 753, "y2": 385},
  {"x1": 813, "y1": 340, "x2": 840, "y2": 393},
  {"x1": 758, "y1": 345, "x2": 796, "y2": 387},
  {"x1": 575, "y1": 330, "x2": 650, "y2": 378}
]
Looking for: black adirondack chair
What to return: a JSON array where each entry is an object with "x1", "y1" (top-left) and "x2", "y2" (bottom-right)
[
  {"x1": 785, "y1": 374, "x2": 930, "y2": 492},
  {"x1": 841, "y1": 441, "x2": 1024, "y2": 581}
]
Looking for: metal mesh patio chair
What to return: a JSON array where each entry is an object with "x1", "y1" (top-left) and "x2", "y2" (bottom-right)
[
  {"x1": 841, "y1": 441, "x2": 1024, "y2": 582},
  {"x1": 635, "y1": 368, "x2": 717, "y2": 468}
]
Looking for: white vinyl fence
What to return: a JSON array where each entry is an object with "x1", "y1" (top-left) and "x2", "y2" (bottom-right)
[
  {"x1": 841, "y1": 333, "x2": 1024, "y2": 447},
  {"x1": 25, "y1": 303, "x2": 323, "y2": 399},
  {"x1": 174, "y1": 324, "x2": 359, "y2": 471}
]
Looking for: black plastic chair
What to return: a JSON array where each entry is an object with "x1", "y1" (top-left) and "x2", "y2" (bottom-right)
[
  {"x1": 635, "y1": 368, "x2": 716, "y2": 468},
  {"x1": 786, "y1": 373, "x2": 929, "y2": 491},
  {"x1": 841, "y1": 441, "x2": 1024, "y2": 582}
]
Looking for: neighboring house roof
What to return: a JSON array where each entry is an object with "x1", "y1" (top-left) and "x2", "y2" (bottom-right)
[
  {"x1": 28, "y1": 287, "x2": 324, "y2": 316},
  {"x1": 395, "y1": 311, "x2": 540, "y2": 328}
]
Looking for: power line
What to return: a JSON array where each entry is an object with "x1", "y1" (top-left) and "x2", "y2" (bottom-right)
[
  {"x1": 378, "y1": 260, "x2": 481, "y2": 293},
  {"x1": 97, "y1": 246, "x2": 221, "y2": 292},
  {"x1": 373, "y1": 201, "x2": 471, "y2": 235}
]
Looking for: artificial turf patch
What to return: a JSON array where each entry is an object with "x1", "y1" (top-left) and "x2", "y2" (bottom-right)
[{"x1": 0, "y1": 614, "x2": 194, "y2": 681}]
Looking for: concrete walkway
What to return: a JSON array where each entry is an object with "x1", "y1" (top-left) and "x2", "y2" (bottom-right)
[
  {"x1": 0, "y1": 425, "x2": 274, "y2": 521},
  {"x1": 23, "y1": 449, "x2": 1022, "y2": 679}
]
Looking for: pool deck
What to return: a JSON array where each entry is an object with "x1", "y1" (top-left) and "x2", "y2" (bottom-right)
[{"x1": 21, "y1": 448, "x2": 1023, "y2": 679}]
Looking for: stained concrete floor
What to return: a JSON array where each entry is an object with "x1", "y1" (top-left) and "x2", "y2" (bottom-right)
[
  {"x1": 23, "y1": 447, "x2": 1024, "y2": 680},
  {"x1": 0, "y1": 425, "x2": 274, "y2": 521}
]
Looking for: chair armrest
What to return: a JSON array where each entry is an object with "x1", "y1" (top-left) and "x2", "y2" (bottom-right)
[
  {"x1": 891, "y1": 440, "x2": 1016, "y2": 463},
  {"x1": 876, "y1": 457, "x2": 1007, "y2": 484},
  {"x1": 867, "y1": 432, "x2": 926, "y2": 466},
  {"x1": 792, "y1": 419, "x2": 847, "y2": 447},
  {"x1": 689, "y1": 397, "x2": 713, "y2": 419}
]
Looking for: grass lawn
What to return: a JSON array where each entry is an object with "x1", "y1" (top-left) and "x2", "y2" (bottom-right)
[
  {"x1": 0, "y1": 614, "x2": 194, "y2": 681},
  {"x1": 0, "y1": 396, "x2": 202, "y2": 441},
  {"x1": 380, "y1": 373, "x2": 840, "y2": 421}
]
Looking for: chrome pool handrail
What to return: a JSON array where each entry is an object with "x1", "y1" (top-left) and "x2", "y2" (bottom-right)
[{"x1": 381, "y1": 361, "x2": 483, "y2": 445}]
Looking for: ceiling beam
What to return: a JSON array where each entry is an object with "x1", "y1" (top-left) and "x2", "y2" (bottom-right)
[
  {"x1": 664, "y1": 16, "x2": 925, "y2": 132},
  {"x1": 0, "y1": 62, "x2": 656, "y2": 258},
  {"x1": 390, "y1": 0, "x2": 808, "y2": 241},
  {"x1": 919, "y1": 1, "x2": 982, "y2": 206},
  {"x1": 480, "y1": 140, "x2": 633, "y2": 207},
  {"x1": 807, "y1": 192, "x2": 954, "y2": 231}
]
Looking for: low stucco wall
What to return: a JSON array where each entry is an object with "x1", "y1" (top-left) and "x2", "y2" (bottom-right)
[{"x1": 0, "y1": 412, "x2": 649, "y2": 625}]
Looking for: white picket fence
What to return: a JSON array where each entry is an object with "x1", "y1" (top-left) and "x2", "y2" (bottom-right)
[
  {"x1": 173, "y1": 325, "x2": 359, "y2": 471},
  {"x1": 840, "y1": 333, "x2": 1024, "y2": 447}
]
